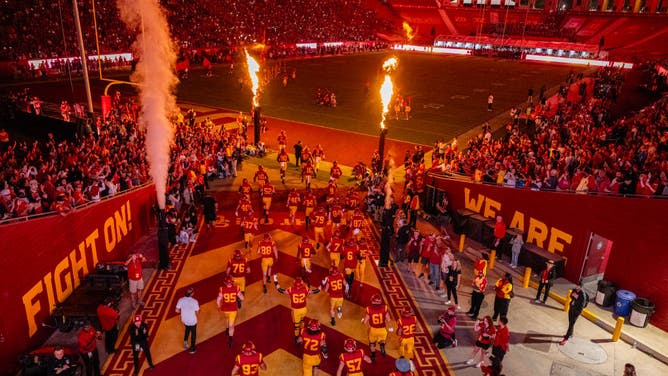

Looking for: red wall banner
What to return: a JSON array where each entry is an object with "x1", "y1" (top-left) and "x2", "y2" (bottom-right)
[
  {"x1": 0, "y1": 185, "x2": 156, "y2": 372},
  {"x1": 431, "y1": 177, "x2": 668, "y2": 330}
]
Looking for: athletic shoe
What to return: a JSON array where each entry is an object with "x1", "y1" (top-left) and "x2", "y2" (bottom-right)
[
  {"x1": 452, "y1": 339, "x2": 458, "y2": 348},
  {"x1": 183, "y1": 341, "x2": 188, "y2": 349},
  {"x1": 337, "y1": 307, "x2": 343, "y2": 319},
  {"x1": 189, "y1": 349, "x2": 196, "y2": 354},
  {"x1": 559, "y1": 339, "x2": 568, "y2": 346},
  {"x1": 445, "y1": 300, "x2": 451, "y2": 305},
  {"x1": 380, "y1": 344, "x2": 386, "y2": 356},
  {"x1": 419, "y1": 273, "x2": 424, "y2": 279},
  {"x1": 331, "y1": 317, "x2": 336, "y2": 326},
  {"x1": 263, "y1": 284, "x2": 267, "y2": 294},
  {"x1": 466, "y1": 359, "x2": 475, "y2": 365},
  {"x1": 475, "y1": 362, "x2": 482, "y2": 368}
]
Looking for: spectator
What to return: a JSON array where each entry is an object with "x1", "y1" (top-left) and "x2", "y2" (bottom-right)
[{"x1": 433, "y1": 305, "x2": 457, "y2": 348}]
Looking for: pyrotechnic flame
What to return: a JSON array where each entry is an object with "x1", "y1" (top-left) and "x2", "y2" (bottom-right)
[
  {"x1": 245, "y1": 50, "x2": 261, "y2": 107},
  {"x1": 402, "y1": 22, "x2": 415, "y2": 42},
  {"x1": 379, "y1": 57, "x2": 398, "y2": 129}
]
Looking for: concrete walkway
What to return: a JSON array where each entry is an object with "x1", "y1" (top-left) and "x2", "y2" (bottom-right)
[{"x1": 399, "y1": 219, "x2": 668, "y2": 376}]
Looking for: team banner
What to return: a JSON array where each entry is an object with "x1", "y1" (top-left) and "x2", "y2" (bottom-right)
[{"x1": 0, "y1": 185, "x2": 155, "y2": 370}]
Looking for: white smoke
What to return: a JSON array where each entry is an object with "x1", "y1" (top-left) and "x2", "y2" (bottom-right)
[
  {"x1": 384, "y1": 157, "x2": 396, "y2": 209},
  {"x1": 118, "y1": 0, "x2": 178, "y2": 209}
]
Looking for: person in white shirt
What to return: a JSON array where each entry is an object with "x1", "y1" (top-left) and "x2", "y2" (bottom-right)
[{"x1": 175, "y1": 288, "x2": 200, "y2": 354}]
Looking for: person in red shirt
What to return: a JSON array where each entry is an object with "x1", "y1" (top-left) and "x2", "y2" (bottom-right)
[
  {"x1": 363, "y1": 293, "x2": 393, "y2": 361},
  {"x1": 274, "y1": 276, "x2": 321, "y2": 344},
  {"x1": 126, "y1": 252, "x2": 147, "y2": 309},
  {"x1": 466, "y1": 316, "x2": 496, "y2": 368},
  {"x1": 302, "y1": 190, "x2": 317, "y2": 231},
  {"x1": 297, "y1": 236, "x2": 316, "y2": 284},
  {"x1": 482, "y1": 316, "x2": 510, "y2": 376},
  {"x1": 434, "y1": 305, "x2": 457, "y2": 348},
  {"x1": 298, "y1": 319, "x2": 327, "y2": 376},
  {"x1": 336, "y1": 338, "x2": 371, "y2": 376},
  {"x1": 341, "y1": 239, "x2": 359, "y2": 298},
  {"x1": 492, "y1": 215, "x2": 506, "y2": 249},
  {"x1": 330, "y1": 161, "x2": 342, "y2": 183},
  {"x1": 396, "y1": 307, "x2": 417, "y2": 361},
  {"x1": 418, "y1": 233, "x2": 436, "y2": 280},
  {"x1": 257, "y1": 234, "x2": 278, "y2": 294},
  {"x1": 231, "y1": 341, "x2": 267, "y2": 376},
  {"x1": 78, "y1": 322, "x2": 101, "y2": 376},
  {"x1": 97, "y1": 298, "x2": 119, "y2": 353},
  {"x1": 322, "y1": 266, "x2": 349, "y2": 326},
  {"x1": 227, "y1": 249, "x2": 251, "y2": 296},
  {"x1": 217, "y1": 277, "x2": 245, "y2": 348},
  {"x1": 327, "y1": 230, "x2": 344, "y2": 268},
  {"x1": 286, "y1": 188, "x2": 301, "y2": 225},
  {"x1": 241, "y1": 214, "x2": 258, "y2": 249},
  {"x1": 311, "y1": 206, "x2": 327, "y2": 248}
]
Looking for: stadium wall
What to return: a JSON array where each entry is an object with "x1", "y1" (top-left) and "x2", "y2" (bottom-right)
[
  {"x1": 431, "y1": 176, "x2": 668, "y2": 331},
  {"x1": 0, "y1": 185, "x2": 156, "y2": 373}
]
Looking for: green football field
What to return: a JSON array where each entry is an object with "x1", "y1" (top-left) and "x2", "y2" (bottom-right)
[
  {"x1": 177, "y1": 52, "x2": 584, "y2": 145},
  {"x1": 3, "y1": 52, "x2": 584, "y2": 145}
]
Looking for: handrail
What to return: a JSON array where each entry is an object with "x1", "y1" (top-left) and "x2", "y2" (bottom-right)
[
  {"x1": 427, "y1": 171, "x2": 668, "y2": 200},
  {"x1": 0, "y1": 182, "x2": 153, "y2": 226}
]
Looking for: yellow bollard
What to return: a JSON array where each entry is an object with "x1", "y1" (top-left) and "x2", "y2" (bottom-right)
[
  {"x1": 612, "y1": 317, "x2": 624, "y2": 342},
  {"x1": 459, "y1": 234, "x2": 465, "y2": 252},
  {"x1": 564, "y1": 289, "x2": 572, "y2": 312},
  {"x1": 489, "y1": 250, "x2": 496, "y2": 269},
  {"x1": 523, "y1": 267, "x2": 532, "y2": 288}
]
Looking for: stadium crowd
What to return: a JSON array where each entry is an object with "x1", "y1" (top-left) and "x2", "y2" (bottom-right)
[
  {"x1": 426, "y1": 67, "x2": 668, "y2": 197},
  {"x1": 1, "y1": 0, "x2": 390, "y2": 62}
]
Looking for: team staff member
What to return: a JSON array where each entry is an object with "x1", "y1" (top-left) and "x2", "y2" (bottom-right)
[
  {"x1": 396, "y1": 307, "x2": 417, "y2": 361},
  {"x1": 257, "y1": 234, "x2": 279, "y2": 293},
  {"x1": 175, "y1": 288, "x2": 199, "y2": 354},
  {"x1": 97, "y1": 298, "x2": 119, "y2": 354},
  {"x1": 327, "y1": 230, "x2": 344, "y2": 268},
  {"x1": 363, "y1": 293, "x2": 393, "y2": 361},
  {"x1": 322, "y1": 266, "x2": 349, "y2": 326},
  {"x1": 241, "y1": 213, "x2": 259, "y2": 249},
  {"x1": 231, "y1": 341, "x2": 267, "y2": 376},
  {"x1": 227, "y1": 249, "x2": 251, "y2": 298},
  {"x1": 129, "y1": 315, "x2": 154, "y2": 375},
  {"x1": 274, "y1": 276, "x2": 320, "y2": 344},
  {"x1": 77, "y1": 322, "x2": 100, "y2": 376},
  {"x1": 534, "y1": 260, "x2": 556, "y2": 304},
  {"x1": 560, "y1": 281, "x2": 588, "y2": 345},
  {"x1": 329, "y1": 199, "x2": 344, "y2": 232},
  {"x1": 217, "y1": 277, "x2": 245, "y2": 347},
  {"x1": 299, "y1": 319, "x2": 328, "y2": 376},
  {"x1": 311, "y1": 206, "x2": 327, "y2": 248},
  {"x1": 287, "y1": 188, "x2": 301, "y2": 225},
  {"x1": 126, "y1": 252, "x2": 147, "y2": 309},
  {"x1": 235, "y1": 195, "x2": 253, "y2": 222},
  {"x1": 336, "y1": 338, "x2": 371, "y2": 376}
]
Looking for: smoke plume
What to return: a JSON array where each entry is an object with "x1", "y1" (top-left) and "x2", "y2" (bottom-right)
[{"x1": 118, "y1": 0, "x2": 178, "y2": 209}]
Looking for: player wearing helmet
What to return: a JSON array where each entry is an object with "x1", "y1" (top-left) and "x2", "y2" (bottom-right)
[
  {"x1": 274, "y1": 276, "x2": 320, "y2": 344},
  {"x1": 311, "y1": 206, "x2": 327, "y2": 249},
  {"x1": 257, "y1": 234, "x2": 278, "y2": 294},
  {"x1": 216, "y1": 278, "x2": 245, "y2": 348},
  {"x1": 253, "y1": 165, "x2": 268, "y2": 192},
  {"x1": 330, "y1": 160, "x2": 342, "y2": 183},
  {"x1": 241, "y1": 214, "x2": 258, "y2": 249},
  {"x1": 231, "y1": 340, "x2": 267, "y2": 376},
  {"x1": 299, "y1": 319, "x2": 327, "y2": 376},
  {"x1": 356, "y1": 238, "x2": 372, "y2": 285},
  {"x1": 342, "y1": 239, "x2": 359, "y2": 299},
  {"x1": 336, "y1": 338, "x2": 371, "y2": 376},
  {"x1": 302, "y1": 190, "x2": 317, "y2": 231},
  {"x1": 350, "y1": 209, "x2": 365, "y2": 241},
  {"x1": 277, "y1": 149, "x2": 290, "y2": 184},
  {"x1": 301, "y1": 160, "x2": 315, "y2": 190},
  {"x1": 396, "y1": 307, "x2": 417, "y2": 361},
  {"x1": 227, "y1": 250, "x2": 250, "y2": 299},
  {"x1": 260, "y1": 180, "x2": 275, "y2": 222},
  {"x1": 363, "y1": 293, "x2": 393, "y2": 361},
  {"x1": 296, "y1": 237, "x2": 316, "y2": 283},
  {"x1": 322, "y1": 266, "x2": 349, "y2": 326},
  {"x1": 286, "y1": 188, "x2": 301, "y2": 225},
  {"x1": 327, "y1": 230, "x2": 344, "y2": 268},
  {"x1": 345, "y1": 189, "x2": 360, "y2": 223},
  {"x1": 238, "y1": 178, "x2": 253, "y2": 200}
]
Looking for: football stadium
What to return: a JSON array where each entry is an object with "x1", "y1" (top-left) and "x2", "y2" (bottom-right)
[{"x1": 1, "y1": 1, "x2": 668, "y2": 376}]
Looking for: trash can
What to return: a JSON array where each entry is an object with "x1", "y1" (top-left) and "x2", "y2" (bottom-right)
[
  {"x1": 614, "y1": 290, "x2": 636, "y2": 317},
  {"x1": 629, "y1": 298, "x2": 655, "y2": 328},
  {"x1": 595, "y1": 280, "x2": 616, "y2": 307}
]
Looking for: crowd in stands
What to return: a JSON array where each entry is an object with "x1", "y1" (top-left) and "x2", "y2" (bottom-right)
[
  {"x1": 1, "y1": 0, "x2": 390, "y2": 62},
  {"x1": 0, "y1": 89, "x2": 254, "y2": 221},
  {"x1": 428, "y1": 67, "x2": 668, "y2": 197}
]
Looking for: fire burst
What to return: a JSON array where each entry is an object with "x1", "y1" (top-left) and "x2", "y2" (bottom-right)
[
  {"x1": 402, "y1": 22, "x2": 415, "y2": 42},
  {"x1": 245, "y1": 49, "x2": 260, "y2": 107},
  {"x1": 379, "y1": 57, "x2": 398, "y2": 130}
]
